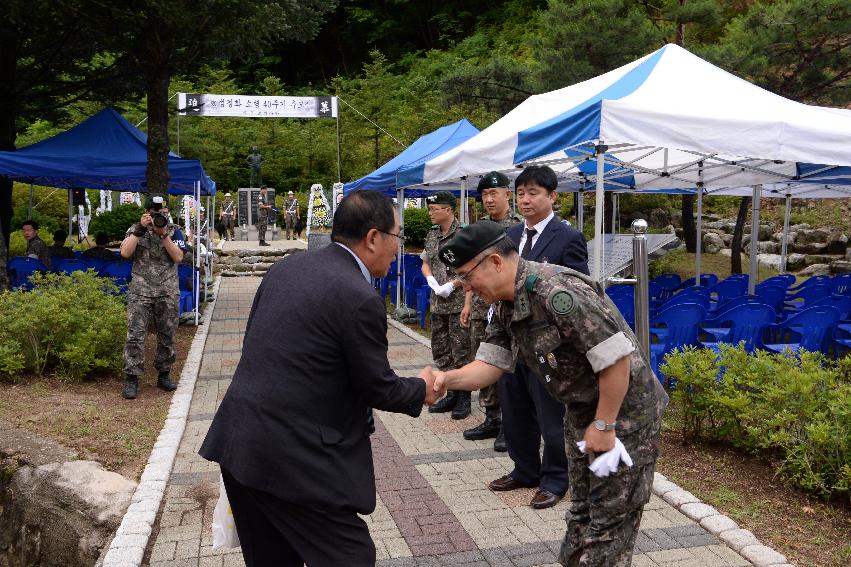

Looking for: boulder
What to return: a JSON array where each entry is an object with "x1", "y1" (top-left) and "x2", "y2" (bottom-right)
[
  {"x1": 663, "y1": 225, "x2": 677, "y2": 235},
  {"x1": 790, "y1": 223, "x2": 811, "y2": 231},
  {"x1": 704, "y1": 220, "x2": 727, "y2": 231},
  {"x1": 757, "y1": 241, "x2": 780, "y2": 254},
  {"x1": 669, "y1": 211, "x2": 683, "y2": 227},
  {"x1": 791, "y1": 241, "x2": 828, "y2": 255},
  {"x1": 721, "y1": 234, "x2": 733, "y2": 246},
  {"x1": 744, "y1": 224, "x2": 773, "y2": 241},
  {"x1": 230, "y1": 263, "x2": 252, "y2": 272},
  {"x1": 649, "y1": 208, "x2": 670, "y2": 228},
  {"x1": 785, "y1": 253, "x2": 808, "y2": 271},
  {"x1": 252, "y1": 263, "x2": 274, "y2": 272},
  {"x1": 241, "y1": 256, "x2": 262, "y2": 264},
  {"x1": 796, "y1": 227, "x2": 832, "y2": 245},
  {"x1": 703, "y1": 233, "x2": 725, "y2": 254},
  {"x1": 755, "y1": 254, "x2": 783, "y2": 272},
  {"x1": 720, "y1": 248, "x2": 733, "y2": 258},
  {"x1": 805, "y1": 254, "x2": 843, "y2": 266},
  {"x1": 830, "y1": 260, "x2": 851, "y2": 274},
  {"x1": 826, "y1": 232, "x2": 848, "y2": 255},
  {"x1": 771, "y1": 230, "x2": 797, "y2": 244},
  {"x1": 799, "y1": 264, "x2": 831, "y2": 277}
]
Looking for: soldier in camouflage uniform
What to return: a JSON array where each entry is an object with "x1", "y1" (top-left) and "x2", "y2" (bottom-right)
[
  {"x1": 435, "y1": 221, "x2": 668, "y2": 567},
  {"x1": 256, "y1": 186, "x2": 272, "y2": 246},
  {"x1": 464, "y1": 172, "x2": 522, "y2": 449},
  {"x1": 22, "y1": 220, "x2": 51, "y2": 269},
  {"x1": 119, "y1": 194, "x2": 184, "y2": 399},
  {"x1": 420, "y1": 191, "x2": 472, "y2": 419}
]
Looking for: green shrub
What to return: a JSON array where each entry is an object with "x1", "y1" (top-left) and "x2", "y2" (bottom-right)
[
  {"x1": 661, "y1": 344, "x2": 851, "y2": 500},
  {"x1": 10, "y1": 205, "x2": 60, "y2": 234},
  {"x1": 88, "y1": 204, "x2": 145, "y2": 242},
  {"x1": 7, "y1": 231, "x2": 26, "y2": 257},
  {"x1": 0, "y1": 271, "x2": 127, "y2": 382},
  {"x1": 403, "y1": 207, "x2": 432, "y2": 248}
]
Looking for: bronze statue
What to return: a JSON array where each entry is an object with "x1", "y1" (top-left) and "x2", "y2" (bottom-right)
[{"x1": 247, "y1": 146, "x2": 263, "y2": 187}]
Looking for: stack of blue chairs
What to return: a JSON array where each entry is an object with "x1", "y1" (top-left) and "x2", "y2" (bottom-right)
[
  {"x1": 7, "y1": 257, "x2": 48, "y2": 290},
  {"x1": 177, "y1": 264, "x2": 195, "y2": 314}
]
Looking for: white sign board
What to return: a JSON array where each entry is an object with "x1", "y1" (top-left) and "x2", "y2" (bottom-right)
[
  {"x1": 178, "y1": 93, "x2": 338, "y2": 119},
  {"x1": 587, "y1": 233, "x2": 680, "y2": 281}
]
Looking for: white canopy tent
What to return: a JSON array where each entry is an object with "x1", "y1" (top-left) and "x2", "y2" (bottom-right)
[{"x1": 398, "y1": 43, "x2": 851, "y2": 285}]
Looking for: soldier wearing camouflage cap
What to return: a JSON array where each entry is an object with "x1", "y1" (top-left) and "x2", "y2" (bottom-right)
[
  {"x1": 119, "y1": 193, "x2": 184, "y2": 399},
  {"x1": 430, "y1": 220, "x2": 668, "y2": 566},
  {"x1": 420, "y1": 191, "x2": 473, "y2": 419},
  {"x1": 462, "y1": 172, "x2": 522, "y2": 449}
]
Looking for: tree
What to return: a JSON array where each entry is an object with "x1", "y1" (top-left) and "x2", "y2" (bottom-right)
[
  {"x1": 94, "y1": 1, "x2": 337, "y2": 194},
  {"x1": 730, "y1": 196, "x2": 750, "y2": 274}
]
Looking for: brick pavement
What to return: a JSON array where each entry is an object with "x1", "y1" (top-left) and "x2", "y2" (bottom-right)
[{"x1": 142, "y1": 275, "x2": 791, "y2": 567}]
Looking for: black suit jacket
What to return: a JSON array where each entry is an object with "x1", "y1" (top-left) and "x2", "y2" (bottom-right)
[
  {"x1": 199, "y1": 244, "x2": 425, "y2": 514},
  {"x1": 507, "y1": 215, "x2": 589, "y2": 275}
]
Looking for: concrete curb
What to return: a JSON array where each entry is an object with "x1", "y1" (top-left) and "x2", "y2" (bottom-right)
[
  {"x1": 101, "y1": 279, "x2": 222, "y2": 567},
  {"x1": 388, "y1": 317, "x2": 793, "y2": 567}
]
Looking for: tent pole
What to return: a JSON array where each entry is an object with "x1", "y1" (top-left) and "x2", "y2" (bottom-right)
[
  {"x1": 695, "y1": 188, "x2": 703, "y2": 286},
  {"x1": 611, "y1": 193, "x2": 617, "y2": 235},
  {"x1": 748, "y1": 184, "x2": 761, "y2": 295},
  {"x1": 205, "y1": 193, "x2": 210, "y2": 300},
  {"x1": 397, "y1": 188, "x2": 403, "y2": 307},
  {"x1": 195, "y1": 181, "x2": 200, "y2": 326},
  {"x1": 577, "y1": 190, "x2": 584, "y2": 229},
  {"x1": 28, "y1": 183, "x2": 34, "y2": 219},
  {"x1": 780, "y1": 194, "x2": 791, "y2": 273},
  {"x1": 593, "y1": 143, "x2": 606, "y2": 283},
  {"x1": 68, "y1": 190, "x2": 73, "y2": 242},
  {"x1": 335, "y1": 104, "x2": 342, "y2": 183}
]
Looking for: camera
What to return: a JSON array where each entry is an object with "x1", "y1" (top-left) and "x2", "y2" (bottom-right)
[{"x1": 151, "y1": 211, "x2": 169, "y2": 228}]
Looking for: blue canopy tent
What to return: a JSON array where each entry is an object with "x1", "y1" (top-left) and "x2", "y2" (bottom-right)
[{"x1": 0, "y1": 107, "x2": 216, "y2": 323}]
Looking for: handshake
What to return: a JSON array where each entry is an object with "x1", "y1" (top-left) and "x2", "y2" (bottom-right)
[
  {"x1": 417, "y1": 366, "x2": 449, "y2": 406},
  {"x1": 426, "y1": 275, "x2": 455, "y2": 298}
]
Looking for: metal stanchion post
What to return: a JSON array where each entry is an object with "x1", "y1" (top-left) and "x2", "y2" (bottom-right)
[{"x1": 632, "y1": 219, "x2": 650, "y2": 359}]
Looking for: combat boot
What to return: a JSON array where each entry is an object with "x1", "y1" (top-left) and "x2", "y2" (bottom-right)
[
  {"x1": 463, "y1": 409, "x2": 502, "y2": 440},
  {"x1": 157, "y1": 371, "x2": 178, "y2": 392},
  {"x1": 493, "y1": 426, "x2": 507, "y2": 452},
  {"x1": 122, "y1": 374, "x2": 139, "y2": 399},
  {"x1": 451, "y1": 391, "x2": 471, "y2": 420},
  {"x1": 428, "y1": 390, "x2": 458, "y2": 413}
]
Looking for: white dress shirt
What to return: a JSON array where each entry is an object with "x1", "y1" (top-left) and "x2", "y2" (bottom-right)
[{"x1": 517, "y1": 211, "x2": 555, "y2": 255}]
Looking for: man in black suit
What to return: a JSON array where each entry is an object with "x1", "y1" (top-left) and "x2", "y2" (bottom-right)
[
  {"x1": 488, "y1": 165, "x2": 589, "y2": 510},
  {"x1": 199, "y1": 191, "x2": 439, "y2": 566}
]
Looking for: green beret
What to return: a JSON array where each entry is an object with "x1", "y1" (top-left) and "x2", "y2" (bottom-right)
[
  {"x1": 438, "y1": 220, "x2": 507, "y2": 268},
  {"x1": 477, "y1": 171, "x2": 510, "y2": 192},
  {"x1": 144, "y1": 193, "x2": 170, "y2": 210},
  {"x1": 426, "y1": 191, "x2": 456, "y2": 207}
]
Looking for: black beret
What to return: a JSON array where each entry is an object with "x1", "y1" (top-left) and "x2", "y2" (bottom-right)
[
  {"x1": 438, "y1": 220, "x2": 507, "y2": 268},
  {"x1": 426, "y1": 191, "x2": 456, "y2": 207},
  {"x1": 144, "y1": 193, "x2": 170, "y2": 209},
  {"x1": 477, "y1": 171, "x2": 510, "y2": 192}
]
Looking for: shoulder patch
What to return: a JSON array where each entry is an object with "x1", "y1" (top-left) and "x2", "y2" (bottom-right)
[
  {"x1": 550, "y1": 290, "x2": 576, "y2": 315},
  {"x1": 524, "y1": 274, "x2": 539, "y2": 292}
]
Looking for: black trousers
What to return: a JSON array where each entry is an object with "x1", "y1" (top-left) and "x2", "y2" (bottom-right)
[
  {"x1": 221, "y1": 468, "x2": 376, "y2": 567},
  {"x1": 499, "y1": 363, "x2": 569, "y2": 496}
]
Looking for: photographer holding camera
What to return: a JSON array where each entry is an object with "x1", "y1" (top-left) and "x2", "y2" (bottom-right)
[{"x1": 119, "y1": 193, "x2": 185, "y2": 399}]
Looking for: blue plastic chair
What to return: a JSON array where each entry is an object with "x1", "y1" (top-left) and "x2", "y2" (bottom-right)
[
  {"x1": 707, "y1": 278, "x2": 747, "y2": 312},
  {"x1": 758, "y1": 274, "x2": 795, "y2": 290},
  {"x1": 652, "y1": 287, "x2": 711, "y2": 317},
  {"x1": 610, "y1": 292, "x2": 635, "y2": 330},
  {"x1": 380, "y1": 259, "x2": 399, "y2": 301},
  {"x1": 787, "y1": 275, "x2": 830, "y2": 293},
  {"x1": 782, "y1": 283, "x2": 833, "y2": 316},
  {"x1": 53, "y1": 258, "x2": 90, "y2": 275},
  {"x1": 699, "y1": 302, "x2": 776, "y2": 352},
  {"x1": 405, "y1": 274, "x2": 426, "y2": 308},
  {"x1": 177, "y1": 264, "x2": 196, "y2": 314},
  {"x1": 80, "y1": 256, "x2": 111, "y2": 273},
  {"x1": 649, "y1": 302, "x2": 707, "y2": 376},
  {"x1": 416, "y1": 287, "x2": 431, "y2": 329},
  {"x1": 830, "y1": 273, "x2": 851, "y2": 296},
  {"x1": 677, "y1": 273, "x2": 718, "y2": 290},
  {"x1": 7, "y1": 256, "x2": 49, "y2": 290},
  {"x1": 763, "y1": 305, "x2": 840, "y2": 355},
  {"x1": 101, "y1": 261, "x2": 133, "y2": 294},
  {"x1": 753, "y1": 284, "x2": 787, "y2": 319},
  {"x1": 651, "y1": 273, "x2": 681, "y2": 301}
]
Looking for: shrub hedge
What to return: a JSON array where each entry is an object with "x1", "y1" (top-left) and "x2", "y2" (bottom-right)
[
  {"x1": 660, "y1": 344, "x2": 851, "y2": 501},
  {"x1": 403, "y1": 207, "x2": 432, "y2": 248},
  {"x1": 0, "y1": 271, "x2": 126, "y2": 382},
  {"x1": 88, "y1": 204, "x2": 145, "y2": 242}
]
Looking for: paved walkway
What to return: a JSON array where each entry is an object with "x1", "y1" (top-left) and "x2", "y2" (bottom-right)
[{"x1": 142, "y1": 276, "x2": 776, "y2": 567}]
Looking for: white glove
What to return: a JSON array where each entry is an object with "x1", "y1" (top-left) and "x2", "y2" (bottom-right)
[
  {"x1": 576, "y1": 438, "x2": 633, "y2": 478},
  {"x1": 426, "y1": 275, "x2": 440, "y2": 292},
  {"x1": 435, "y1": 281, "x2": 455, "y2": 298}
]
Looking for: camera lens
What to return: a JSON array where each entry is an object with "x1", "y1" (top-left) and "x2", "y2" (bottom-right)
[{"x1": 152, "y1": 214, "x2": 168, "y2": 228}]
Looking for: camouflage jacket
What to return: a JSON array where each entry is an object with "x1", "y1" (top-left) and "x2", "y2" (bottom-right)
[
  {"x1": 256, "y1": 194, "x2": 269, "y2": 221},
  {"x1": 284, "y1": 198, "x2": 299, "y2": 216},
  {"x1": 420, "y1": 218, "x2": 465, "y2": 314},
  {"x1": 476, "y1": 259, "x2": 668, "y2": 465},
  {"x1": 125, "y1": 225, "x2": 179, "y2": 297},
  {"x1": 471, "y1": 212, "x2": 523, "y2": 322},
  {"x1": 26, "y1": 236, "x2": 51, "y2": 269}
]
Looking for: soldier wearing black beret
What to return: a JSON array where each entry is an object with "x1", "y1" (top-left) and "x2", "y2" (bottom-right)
[
  {"x1": 420, "y1": 191, "x2": 473, "y2": 419},
  {"x1": 432, "y1": 220, "x2": 668, "y2": 566}
]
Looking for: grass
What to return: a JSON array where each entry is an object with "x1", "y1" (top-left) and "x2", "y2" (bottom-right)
[{"x1": 650, "y1": 248, "x2": 780, "y2": 282}]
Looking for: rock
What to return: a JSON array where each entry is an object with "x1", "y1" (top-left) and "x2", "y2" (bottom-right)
[
  {"x1": 720, "y1": 248, "x2": 733, "y2": 258},
  {"x1": 797, "y1": 263, "x2": 830, "y2": 277},
  {"x1": 755, "y1": 254, "x2": 782, "y2": 271},
  {"x1": 796, "y1": 227, "x2": 832, "y2": 245},
  {"x1": 745, "y1": 224, "x2": 773, "y2": 241},
  {"x1": 721, "y1": 234, "x2": 733, "y2": 246},
  {"x1": 663, "y1": 224, "x2": 676, "y2": 235},
  {"x1": 252, "y1": 263, "x2": 274, "y2": 272},
  {"x1": 230, "y1": 264, "x2": 252, "y2": 272},
  {"x1": 826, "y1": 232, "x2": 848, "y2": 255},
  {"x1": 703, "y1": 232, "x2": 724, "y2": 254},
  {"x1": 241, "y1": 256, "x2": 262, "y2": 264},
  {"x1": 792, "y1": 241, "x2": 828, "y2": 255},
  {"x1": 805, "y1": 254, "x2": 842, "y2": 266},
  {"x1": 790, "y1": 223, "x2": 811, "y2": 231},
  {"x1": 217, "y1": 255, "x2": 240, "y2": 266},
  {"x1": 742, "y1": 234, "x2": 750, "y2": 248},
  {"x1": 649, "y1": 208, "x2": 669, "y2": 228},
  {"x1": 757, "y1": 241, "x2": 779, "y2": 254},
  {"x1": 771, "y1": 231, "x2": 796, "y2": 243},
  {"x1": 669, "y1": 211, "x2": 682, "y2": 227},
  {"x1": 786, "y1": 253, "x2": 808, "y2": 271},
  {"x1": 830, "y1": 260, "x2": 851, "y2": 274}
]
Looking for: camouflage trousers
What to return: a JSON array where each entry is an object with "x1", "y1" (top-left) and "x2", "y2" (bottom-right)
[
  {"x1": 257, "y1": 219, "x2": 267, "y2": 242},
  {"x1": 221, "y1": 215, "x2": 234, "y2": 240},
  {"x1": 558, "y1": 426, "x2": 659, "y2": 567},
  {"x1": 430, "y1": 312, "x2": 471, "y2": 372},
  {"x1": 471, "y1": 317, "x2": 500, "y2": 414},
  {"x1": 285, "y1": 214, "x2": 297, "y2": 239},
  {"x1": 123, "y1": 293, "x2": 179, "y2": 377}
]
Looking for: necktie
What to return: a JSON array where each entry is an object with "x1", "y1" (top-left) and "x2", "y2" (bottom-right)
[{"x1": 521, "y1": 228, "x2": 537, "y2": 259}]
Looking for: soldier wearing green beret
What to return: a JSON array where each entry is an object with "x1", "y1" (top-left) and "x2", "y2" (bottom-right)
[
  {"x1": 119, "y1": 193, "x2": 183, "y2": 399},
  {"x1": 420, "y1": 191, "x2": 473, "y2": 419},
  {"x1": 430, "y1": 220, "x2": 668, "y2": 567},
  {"x1": 463, "y1": 172, "x2": 523, "y2": 449}
]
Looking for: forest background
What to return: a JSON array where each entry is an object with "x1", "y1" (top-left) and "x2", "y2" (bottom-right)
[{"x1": 1, "y1": 0, "x2": 849, "y2": 251}]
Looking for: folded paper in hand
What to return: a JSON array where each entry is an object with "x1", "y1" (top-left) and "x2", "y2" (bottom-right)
[{"x1": 576, "y1": 438, "x2": 633, "y2": 477}]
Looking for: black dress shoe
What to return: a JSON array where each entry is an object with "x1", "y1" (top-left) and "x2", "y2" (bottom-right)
[
  {"x1": 429, "y1": 390, "x2": 458, "y2": 413},
  {"x1": 451, "y1": 391, "x2": 471, "y2": 420},
  {"x1": 493, "y1": 427, "x2": 507, "y2": 452},
  {"x1": 488, "y1": 474, "x2": 536, "y2": 492},
  {"x1": 463, "y1": 416, "x2": 502, "y2": 440},
  {"x1": 530, "y1": 489, "x2": 562, "y2": 509}
]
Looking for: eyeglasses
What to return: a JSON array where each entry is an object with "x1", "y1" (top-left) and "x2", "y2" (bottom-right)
[
  {"x1": 377, "y1": 228, "x2": 406, "y2": 244},
  {"x1": 456, "y1": 254, "x2": 489, "y2": 284},
  {"x1": 427, "y1": 206, "x2": 452, "y2": 213}
]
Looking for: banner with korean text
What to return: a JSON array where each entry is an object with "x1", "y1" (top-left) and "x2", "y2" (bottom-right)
[{"x1": 177, "y1": 93, "x2": 338, "y2": 119}]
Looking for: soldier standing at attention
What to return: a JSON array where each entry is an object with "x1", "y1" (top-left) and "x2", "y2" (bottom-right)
[
  {"x1": 463, "y1": 172, "x2": 522, "y2": 451},
  {"x1": 283, "y1": 190, "x2": 300, "y2": 240},
  {"x1": 21, "y1": 220, "x2": 52, "y2": 269},
  {"x1": 421, "y1": 191, "x2": 472, "y2": 419},
  {"x1": 119, "y1": 194, "x2": 183, "y2": 399},
  {"x1": 220, "y1": 193, "x2": 235, "y2": 241},
  {"x1": 256, "y1": 186, "x2": 271, "y2": 246},
  {"x1": 432, "y1": 221, "x2": 668, "y2": 566}
]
